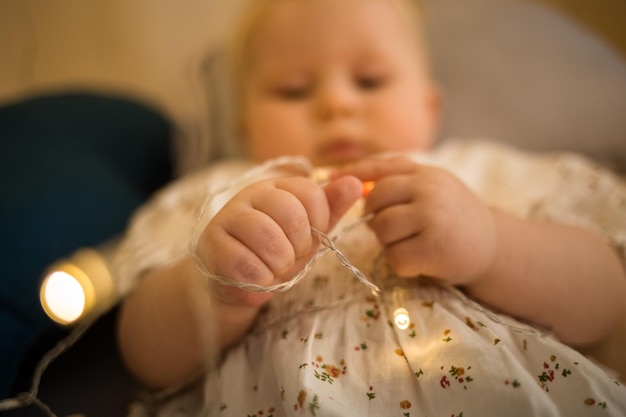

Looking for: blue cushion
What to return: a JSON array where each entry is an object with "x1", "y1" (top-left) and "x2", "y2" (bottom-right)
[{"x1": 0, "y1": 92, "x2": 173, "y2": 396}]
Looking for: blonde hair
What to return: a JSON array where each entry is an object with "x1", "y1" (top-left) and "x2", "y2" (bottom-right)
[{"x1": 225, "y1": 0, "x2": 429, "y2": 102}]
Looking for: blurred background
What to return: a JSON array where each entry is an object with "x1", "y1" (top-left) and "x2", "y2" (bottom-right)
[
  {"x1": 1, "y1": 0, "x2": 625, "y2": 136},
  {"x1": 0, "y1": 0, "x2": 236, "y2": 163},
  {"x1": 545, "y1": 0, "x2": 626, "y2": 55}
]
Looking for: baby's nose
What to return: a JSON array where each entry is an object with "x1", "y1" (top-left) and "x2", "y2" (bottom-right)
[{"x1": 316, "y1": 79, "x2": 360, "y2": 119}]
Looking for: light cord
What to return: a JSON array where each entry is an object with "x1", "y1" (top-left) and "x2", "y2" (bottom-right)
[
  {"x1": 311, "y1": 220, "x2": 380, "y2": 296},
  {"x1": 190, "y1": 156, "x2": 381, "y2": 296},
  {"x1": 0, "y1": 312, "x2": 99, "y2": 416},
  {"x1": 192, "y1": 155, "x2": 547, "y2": 338}
]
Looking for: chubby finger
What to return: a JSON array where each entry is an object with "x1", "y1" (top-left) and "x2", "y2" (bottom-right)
[
  {"x1": 216, "y1": 208, "x2": 293, "y2": 284},
  {"x1": 369, "y1": 203, "x2": 423, "y2": 247},
  {"x1": 330, "y1": 156, "x2": 418, "y2": 182},
  {"x1": 323, "y1": 176, "x2": 363, "y2": 229},
  {"x1": 250, "y1": 186, "x2": 314, "y2": 260},
  {"x1": 364, "y1": 174, "x2": 415, "y2": 215},
  {"x1": 272, "y1": 175, "x2": 361, "y2": 233},
  {"x1": 273, "y1": 177, "x2": 331, "y2": 232}
]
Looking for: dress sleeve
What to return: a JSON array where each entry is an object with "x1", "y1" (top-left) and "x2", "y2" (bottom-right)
[
  {"x1": 527, "y1": 153, "x2": 626, "y2": 263},
  {"x1": 111, "y1": 167, "x2": 218, "y2": 296},
  {"x1": 432, "y1": 140, "x2": 626, "y2": 264}
]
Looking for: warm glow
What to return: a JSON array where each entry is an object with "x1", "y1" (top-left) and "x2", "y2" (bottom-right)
[
  {"x1": 41, "y1": 271, "x2": 86, "y2": 324},
  {"x1": 394, "y1": 307, "x2": 410, "y2": 330},
  {"x1": 362, "y1": 181, "x2": 375, "y2": 197}
]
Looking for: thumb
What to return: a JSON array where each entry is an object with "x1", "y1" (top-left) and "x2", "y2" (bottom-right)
[{"x1": 323, "y1": 176, "x2": 363, "y2": 230}]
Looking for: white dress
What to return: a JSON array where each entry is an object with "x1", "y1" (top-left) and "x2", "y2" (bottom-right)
[{"x1": 116, "y1": 140, "x2": 626, "y2": 417}]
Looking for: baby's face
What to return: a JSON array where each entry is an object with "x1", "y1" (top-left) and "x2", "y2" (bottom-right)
[{"x1": 240, "y1": 0, "x2": 440, "y2": 166}]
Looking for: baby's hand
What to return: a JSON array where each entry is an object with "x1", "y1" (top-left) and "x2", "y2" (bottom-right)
[
  {"x1": 197, "y1": 175, "x2": 362, "y2": 306},
  {"x1": 334, "y1": 157, "x2": 497, "y2": 285}
]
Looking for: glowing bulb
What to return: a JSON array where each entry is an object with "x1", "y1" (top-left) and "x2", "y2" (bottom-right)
[
  {"x1": 310, "y1": 168, "x2": 375, "y2": 198},
  {"x1": 40, "y1": 271, "x2": 87, "y2": 325},
  {"x1": 362, "y1": 181, "x2": 375, "y2": 197},
  {"x1": 39, "y1": 248, "x2": 116, "y2": 326},
  {"x1": 391, "y1": 286, "x2": 411, "y2": 330},
  {"x1": 394, "y1": 307, "x2": 411, "y2": 330}
]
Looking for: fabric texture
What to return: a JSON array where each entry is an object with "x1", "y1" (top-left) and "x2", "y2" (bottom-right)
[{"x1": 115, "y1": 140, "x2": 626, "y2": 416}]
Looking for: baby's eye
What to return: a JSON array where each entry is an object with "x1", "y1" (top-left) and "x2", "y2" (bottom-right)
[
  {"x1": 271, "y1": 79, "x2": 312, "y2": 100},
  {"x1": 275, "y1": 86, "x2": 310, "y2": 100},
  {"x1": 356, "y1": 75, "x2": 386, "y2": 91}
]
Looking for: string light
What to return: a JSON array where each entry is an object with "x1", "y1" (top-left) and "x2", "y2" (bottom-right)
[
  {"x1": 392, "y1": 287, "x2": 411, "y2": 330},
  {"x1": 40, "y1": 270, "x2": 89, "y2": 325},
  {"x1": 39, "y1": 247, "x2": 117, "y2": 326},
  {"x1": 362, "y1": 180, "x2": 375, "y2": 197},
  {"x1": 191, "y1": 157, "x2": 414, "y2": 330}
]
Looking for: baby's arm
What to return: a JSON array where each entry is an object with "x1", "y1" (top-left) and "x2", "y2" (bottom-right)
[
  {"x1": 468, "y1": 210, "x2": 626, "y2": 346},
  {"x1": 117, "y1": 175, "x2": 362, "y2": 389},
  {"x1": 334, "y1": 157, "x2": 626, "y2": 347}
]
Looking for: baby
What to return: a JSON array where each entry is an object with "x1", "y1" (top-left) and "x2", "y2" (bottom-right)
[{"x1": 115, "y1": 0, "x2": 626, "y2": 415}]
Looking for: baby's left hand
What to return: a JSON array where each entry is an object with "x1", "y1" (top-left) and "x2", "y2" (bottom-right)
[{"x1": 334, "y1": 157, "x2": 497, "y2": 285}]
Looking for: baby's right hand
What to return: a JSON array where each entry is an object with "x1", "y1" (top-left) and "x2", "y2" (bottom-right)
[{"x1": 197, "y1": 175, "x2": 362, "y2": 306}]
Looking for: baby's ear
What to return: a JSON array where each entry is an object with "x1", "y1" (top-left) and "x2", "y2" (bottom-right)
[{"x1": 323, "y1": 176, "x2": 363, "y2": 230}]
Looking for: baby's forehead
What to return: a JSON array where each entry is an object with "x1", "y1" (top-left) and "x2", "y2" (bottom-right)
[
  {"x1": 246, "y1": 1, "x2": 419, "y2": 64},
  {"x1": 249, "y1": 44, "x2": 405, "y2": 75}
]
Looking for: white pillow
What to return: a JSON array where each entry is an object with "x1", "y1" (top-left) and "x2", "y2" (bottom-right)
[
  {"x1": 421, "y1": 0, "x2": 626, "y2": 172},
  {"x1": 202, "y1": 0, "x2": 626, "y2": 172}
]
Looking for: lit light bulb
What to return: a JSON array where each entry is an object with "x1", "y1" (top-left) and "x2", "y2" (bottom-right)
[
  {"x1": 362, "y1": 181, "x2": 375, "y2": 197},
  {"x1": 41, "y1": 271, "x2": 87, "y2": 324},
  {"x1": 310, "y1": 168, "x2": 375, "y2": 198},
  {"x1": 39, "y1": 247, "x2": 117, "y2": 326},
  {"x1": 394, "y1": 307, "x2": 411, "y2": 330},
  {"x1": 392, "y1": 287, "x2": 411, "y2": 330}
]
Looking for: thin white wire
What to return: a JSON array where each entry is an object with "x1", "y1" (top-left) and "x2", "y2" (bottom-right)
[
  {"x1": 197, "y1": 215, "x2": 380, "y2": 295},
  {"x1": 0, "y1": 156, "x2": 548, "y2": 417},
  {"x1": 0, "y1": 312, "x2": 100, "y2": 416},
  {"x1": 190, "y1": 156, "x2": 381, "y2": 296},
  {"x1": 190, "y1": 155, "x2": 313, "y2": 262},
  {"x1": 311, "y1": 220, "x2": 380, "y2": 296}
]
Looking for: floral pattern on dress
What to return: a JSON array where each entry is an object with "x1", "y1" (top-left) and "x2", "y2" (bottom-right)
[{"x1": 118, "y1": 141, "x2": 626, "y2": 417}]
